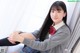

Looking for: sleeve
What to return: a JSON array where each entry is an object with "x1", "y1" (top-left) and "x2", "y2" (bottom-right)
[
  {"x1": 23, "y1": 30, "x2": 40, "y2": 48},
  {"x1": 22, "y1": 30, "x2": 70, "y2": 51},
  {"x1": 31, "y1": 30, "x2": 40, "y2": 38}
]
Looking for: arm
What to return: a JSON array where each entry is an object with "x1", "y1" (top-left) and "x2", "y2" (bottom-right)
[
  {"x1": 0, "y1": 30, "x2": 39, "y2": 46},
  {"x1": 10, "y1": 30, "x2": 40, "y2": 43},
  {"x1": 22, "y1": 31, "x2": 70, "y2": 51},
  {"x1": 31, "y1": 30, "x2": 40, "y2": 38},
  {"x1": 11, "y1": 29, "x2": 70, "y2": 51}
]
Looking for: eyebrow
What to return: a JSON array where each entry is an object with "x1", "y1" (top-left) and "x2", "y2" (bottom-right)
[{"x1": 51, "y1": 6, "x2": 62, "y2": 11}]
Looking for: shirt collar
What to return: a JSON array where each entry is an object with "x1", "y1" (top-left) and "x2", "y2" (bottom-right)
[{"x1": 53, "y1": 21, "x2": 65, "y2": 30}]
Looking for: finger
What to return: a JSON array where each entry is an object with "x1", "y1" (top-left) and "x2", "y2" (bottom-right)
[{"x1": 8, "y1": 37, "x2": 16, "y2": 44}]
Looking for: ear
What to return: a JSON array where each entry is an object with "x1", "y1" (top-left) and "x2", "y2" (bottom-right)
[{"x1": 63, "y1": 12, "x2": 66, "y2": 17}]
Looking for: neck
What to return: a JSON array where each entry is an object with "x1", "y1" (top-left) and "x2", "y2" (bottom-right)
[{"x1": 54, "y1": 21, "x2": 62, "y2": 25}]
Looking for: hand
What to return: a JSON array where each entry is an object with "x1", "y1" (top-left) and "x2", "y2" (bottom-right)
[
  {"x1": 11, "y1": 31, "x2": 24, "y2": 42},
  {"x1": 8, "y1": 31, "x2": 22, "y2": 44},
  {"x1": 8, "y1": 35, "x2": 16, "y2": 44},
  {"x1": 12, "y1": 32, "x2": 36, "y2": 42},
  {"x1": 9, "y1": 31, "x2": 36, "y2": 43}
]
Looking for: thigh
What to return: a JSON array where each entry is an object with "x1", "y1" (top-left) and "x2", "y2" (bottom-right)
[
  {"x1": 11, "y1": 48, "x2": 25, "y2": 53},
  {"x1": 19, "y1": 48, "x2": 26, "y2": 53}
]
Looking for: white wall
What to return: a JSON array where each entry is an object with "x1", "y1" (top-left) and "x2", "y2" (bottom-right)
[{"x1": 0, "y1": 0, "x2": 73, "y2": 38}]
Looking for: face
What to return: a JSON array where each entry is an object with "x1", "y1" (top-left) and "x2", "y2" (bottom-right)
[{"x1": 50, "y1": 7, "x2": 66, "y2": 25}]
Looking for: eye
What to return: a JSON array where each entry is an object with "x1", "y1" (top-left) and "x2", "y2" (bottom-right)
[
  {"x1": 57, "y1": 9, "x2": 62, "y2": 13},
  {"x1": 51, "y1": 10, "x2": 54, "y2": 13}
]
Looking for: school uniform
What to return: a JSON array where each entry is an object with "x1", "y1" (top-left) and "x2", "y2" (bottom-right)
[{"x1": 21, "y1": 21, "x2": 71, "y2": 53}]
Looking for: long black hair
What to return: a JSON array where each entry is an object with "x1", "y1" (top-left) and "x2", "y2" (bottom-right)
[{"x1": 39, "y1": 1, "x2": 67, "y2": 41}]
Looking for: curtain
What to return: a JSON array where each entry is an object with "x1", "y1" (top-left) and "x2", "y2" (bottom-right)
[{"x1": 65, "y1": 2, "x2": 80, "y2": 53}]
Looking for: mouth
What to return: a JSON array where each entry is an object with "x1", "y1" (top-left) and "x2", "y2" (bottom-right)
[{"x1": 54, "y1": 18, "x2": 58, "y2": 19}]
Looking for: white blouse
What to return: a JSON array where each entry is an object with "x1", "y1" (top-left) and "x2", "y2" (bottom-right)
[{"x1": 49, "y1": 21, "x2": 65, "y2": 38}]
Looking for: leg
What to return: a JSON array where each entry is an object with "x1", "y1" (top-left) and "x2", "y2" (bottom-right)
[
  {"x1": 0, "y1": 37, "x2": 20, "y2": 46},
  {"x1": 0, "y1": 32, "x2": 23, "y2": 46}
]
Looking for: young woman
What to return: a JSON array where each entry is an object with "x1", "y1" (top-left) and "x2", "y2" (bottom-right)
[
  {"x1": 9, "y1": 1, "x2": 71, "y2": 53},
  {"x1": 0, "y1": 1, "x2": 71, "y2": 53}
]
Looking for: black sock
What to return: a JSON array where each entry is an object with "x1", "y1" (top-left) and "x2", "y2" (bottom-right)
[
  {"x1": 0, "y1": 31, "x2": 23, "y2": 46},
  {"x1": 0, "y1": 37, "x2": 20, "y2": 46}
]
